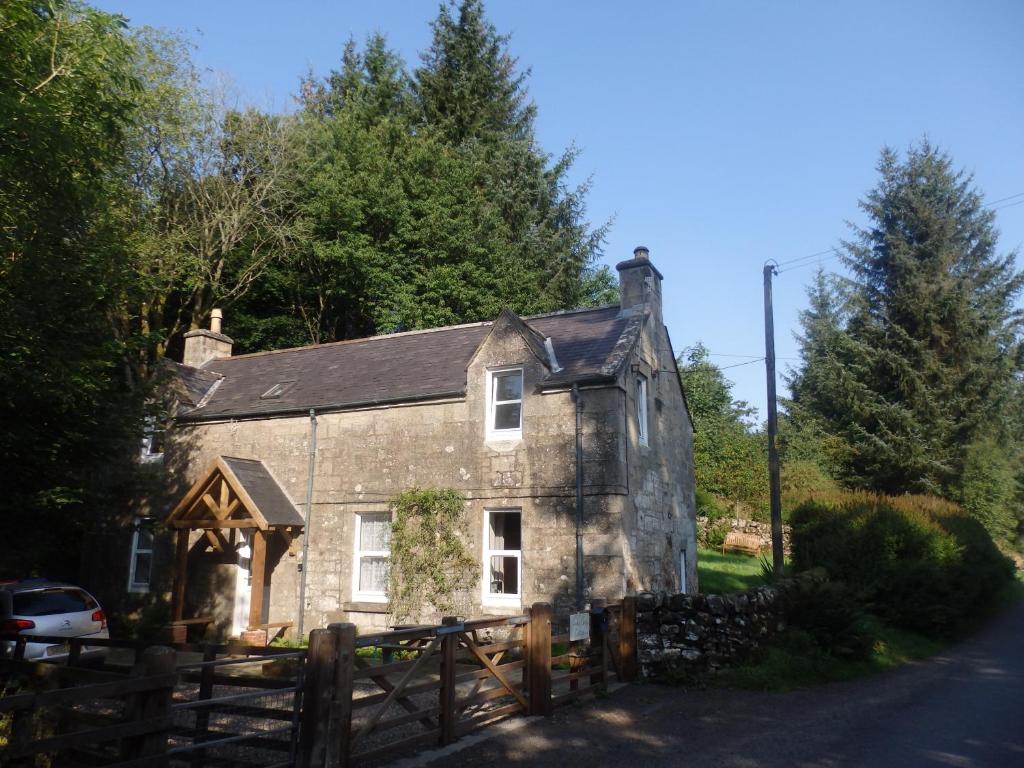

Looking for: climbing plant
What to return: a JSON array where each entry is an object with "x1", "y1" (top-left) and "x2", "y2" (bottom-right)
[{"x1": 387, "y1": 488, "x2": 478, "y2": 623}]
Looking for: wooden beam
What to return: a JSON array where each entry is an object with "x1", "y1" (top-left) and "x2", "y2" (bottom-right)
[
  {"x1": 172, "y1": 530, "x2": 189, "y2": 621},
  {"x1": 219, "y1": 477, "x2": 230, "y2": 514},
  {"x1": 201, "y1": 493, "x2": 222, "y2": 519},
  {"x1": 170, "y1": 519, "x2": 258, "y2": 529},
  {"x1": 248, "y1": 529, "x2": 268, "y2": 630},
  {"x1": 203, "y1": 529, "x2": 229, "y2": 552}
]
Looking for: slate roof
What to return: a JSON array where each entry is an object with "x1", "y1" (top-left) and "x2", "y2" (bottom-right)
[
  {"x1": 222, "y1": 457, "x2": 305, "y2": 528},
  {"x1": 177, "y1": 305, "x2": 635, "y2": 421}
]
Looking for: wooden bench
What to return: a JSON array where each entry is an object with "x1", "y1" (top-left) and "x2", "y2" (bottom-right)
[{"x1": 721, "y1": 531, "x2": 763, "y2": 557}]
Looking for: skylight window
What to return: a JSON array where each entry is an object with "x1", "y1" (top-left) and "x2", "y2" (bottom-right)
[{"x1": 260, "y1": 380, "x2": 296, "y2": 400}]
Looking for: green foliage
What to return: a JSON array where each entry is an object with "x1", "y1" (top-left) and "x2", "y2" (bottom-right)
[
  {"x1": 679, "y1": 343, "x2": 769, "y2": 513},
  {"x1": 234, "y1": 1, "x2": 607, "y2": 350},
  {"x1": 789, "y1": 142, "x2": 1024, "y2": 541},
  {"x1": 959, "y1": 437, "x2": 1020, "y2": 543},
  {"x1": 0, "y1": 0, "x2": 148, "y2": 578},
  {"x1": 789, "y1": 493, "x2": 1015, "y2": 633},
  {"x1": 388, "y1": 488, "x2": 478, "y2": 623}
]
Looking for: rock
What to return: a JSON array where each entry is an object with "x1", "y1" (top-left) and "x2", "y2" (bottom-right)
[
  {"x1": 636, "y1": 591, "x2": 659, "y2": 612},
  {"x1": 706, "y1": 595, "x2": 726, "y2": 615}
]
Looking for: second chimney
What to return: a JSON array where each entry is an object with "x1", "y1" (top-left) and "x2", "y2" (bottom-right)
[{"x1": 183, "y1": 309, "x2": 233, "y2": 368}]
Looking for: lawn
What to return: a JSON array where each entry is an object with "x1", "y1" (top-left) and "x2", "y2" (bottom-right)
[{"x1": 697, "y1": 548, "x2": 771, "y2": 594}]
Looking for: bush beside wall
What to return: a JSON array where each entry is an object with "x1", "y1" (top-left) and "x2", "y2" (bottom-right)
[{"x1": 789, "y1": 493, "x2": 1015, "y2": 634}]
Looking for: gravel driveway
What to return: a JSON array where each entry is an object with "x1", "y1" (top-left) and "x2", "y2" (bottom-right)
[{"x1": 407, "y1": 599, "x2": 1024, "y2": 768}]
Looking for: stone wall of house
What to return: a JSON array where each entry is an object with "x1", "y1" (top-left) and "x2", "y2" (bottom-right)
[
  {"x1": 166, "y1": 311, "x2": 694, "y2": 635},
  {"x1": 618, "y1": 312, "x2": 697, "y2": 596},
  {"x1": 635, "y1": 585, "x2": 788, "y2": 681}
]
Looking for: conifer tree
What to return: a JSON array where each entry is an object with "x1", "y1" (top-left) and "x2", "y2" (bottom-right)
[{"x1": 790, "y1": 142, "x2": 1024, "y2": 522}]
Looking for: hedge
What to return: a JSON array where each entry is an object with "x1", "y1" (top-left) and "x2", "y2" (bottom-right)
[{"x1": 789, "y1": 492, "x2": 1014, "y2": 633}]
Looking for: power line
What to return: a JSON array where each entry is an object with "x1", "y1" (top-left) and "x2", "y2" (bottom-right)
[
  {"x1": 985, "y1": 191, "x2": 1024, "y2": 207},
  {"x1": 775, "y1": 247, "x2": 837, "y2": 268},
  {"x1": 991, "y1": 198, "x2": 1024, "y2": 213},
  {"x1": 768, "y1": 190, "x2": 1024, "y2": 277},
  {"x1": 717, "y1": 358, "x2": 765, "y2": 370},
  {"x1": 777, "y1": 251, "x2": 842, "y2": 274}
]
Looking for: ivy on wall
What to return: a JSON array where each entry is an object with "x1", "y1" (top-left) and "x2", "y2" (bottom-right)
[{"x1": 388, "y1": 488, "x2": 477, "y2": 623}]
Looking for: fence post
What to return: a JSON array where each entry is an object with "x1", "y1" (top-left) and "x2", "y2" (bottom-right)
[
  {"x1": 299, "y1": 627, "x2": 339, "y2": 768},
  {"x1": 438, "y1": 616, "x2": 459, "y2": 745},
  {"x1": 122, "y1": 645, "x2": 176, "y2": 761},
  {"x1": 190, "y1": 644, "x2": 217, "y2": 767},
  {"x1": 618, "y1": 596, "x2": 637, "y2": 683},
  {"x1": 327, "y1": 623, "x2": 356, "y2": 768},
  {"x1": 527, "y1": 603, "x2": 552, "y2": 716},
  {"x1": 589, "y1": 600, "x2": 607, "y2": 691}
]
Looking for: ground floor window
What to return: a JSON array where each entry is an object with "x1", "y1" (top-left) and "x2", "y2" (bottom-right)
[
  {"x1": 483, "y1": 509, "x2": 521, "y2": 602},
  {"x1": 127, "y1": 518, "x2": 153, "y2": 593},
  {"x1": 354, "y1": 512, "x2": 391, "y2": 601}
]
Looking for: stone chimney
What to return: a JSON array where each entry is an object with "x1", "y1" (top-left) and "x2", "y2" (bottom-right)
[
  {"x1": 183, "y1": 308, "x2": 233, "y2": 368},
  {"x1": 616, "y1": 245, "x2": 663, "y2": 320}
]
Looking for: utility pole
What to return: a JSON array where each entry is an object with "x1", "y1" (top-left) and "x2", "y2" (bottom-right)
[{"x1": 763, "y1": 262, "x2": 784, "y2": 579}]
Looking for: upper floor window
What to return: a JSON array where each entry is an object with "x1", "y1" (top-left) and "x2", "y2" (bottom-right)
[
  {"x1": 128, "y1": 518, "x2": 153, "y2": 593},
  {"x1": 636, "y1": 375, "x2": 649, "y2": 446},
  {"x1": 353, "y1": 512, "x2": 391, "y2": 602},
  {"x1": 140, "y1": 416, "x2": 165, "y2": 463},
  {"x1": 487, "y1": 368, "x2": 523, "y2": 438}
]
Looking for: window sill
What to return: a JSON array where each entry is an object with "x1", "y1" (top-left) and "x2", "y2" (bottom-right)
[
  {"x1": 127, "y1": 585, "x2": 150, "y2": 595},
  {"x1": 485, "y1": 432, "x2": 522, "y2": 446},
  {"x1": 344, "y1": 601, "x2": 389, "y2": 614},
  {"x1": 481, "y1": 596, "x2": 522, "y2": 610}
]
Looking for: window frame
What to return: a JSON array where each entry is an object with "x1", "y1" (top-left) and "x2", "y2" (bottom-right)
[
  {"x1": 127, "y1": 518, "x2": 153, "y2": 594},
  {"x1": 139, "y1": 415, "x2": 164, "y2": 463},
  {"x1": 352, "y1": 511, "x2": 391, "y2": 603},
  {"x1": 636, "y1": 374, "x2": 649, "y2": 446},
  {"x1": 481, "y1": 508, "x2": 523, "y2": 606},
  {"x1": 486, "y1": 367, "x2": 524, "y2": 440}
]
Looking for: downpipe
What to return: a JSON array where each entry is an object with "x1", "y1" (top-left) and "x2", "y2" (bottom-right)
[
  {"x1": 573, "y1": 384, "x2": 584, "y2": 611},
  {"x1": 296, "y1": 408, "x2": 317, "y2": 639}
]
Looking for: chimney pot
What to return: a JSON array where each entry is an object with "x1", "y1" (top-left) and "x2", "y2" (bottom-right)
[
  {"x1": 634, "y1": 246, "x2": 650, "y2": 261},
  {"x1": 210, "y1": 308, "x2": 223, "y2": 335}
]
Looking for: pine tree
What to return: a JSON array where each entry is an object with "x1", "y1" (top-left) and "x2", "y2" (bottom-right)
[{"x1": 791, "y1": 142, "x2": 1024, "y2": 514}]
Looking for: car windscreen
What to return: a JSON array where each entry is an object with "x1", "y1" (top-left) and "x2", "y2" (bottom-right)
[{"x1": 13, "y1": 589, "x2": 97, "y2": 616}]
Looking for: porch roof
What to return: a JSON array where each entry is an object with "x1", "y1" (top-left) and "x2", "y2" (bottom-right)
[{"x1": 167, "y1": 455, "x2": 304, "y2": 531}]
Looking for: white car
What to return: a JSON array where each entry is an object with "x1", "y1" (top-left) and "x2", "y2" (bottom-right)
[{"x1": 0, "y1": 579, "x2": 110, "y2": 662}]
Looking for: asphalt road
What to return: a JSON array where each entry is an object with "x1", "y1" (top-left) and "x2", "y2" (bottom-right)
[{"x1": 409, "y1": 599, "x2": 1024, "y2": 768}]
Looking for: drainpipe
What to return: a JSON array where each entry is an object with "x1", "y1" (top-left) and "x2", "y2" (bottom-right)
[
  {"x1": 572, "y1": 384, "x2": 584, "y2": 611},
  {"x1": 296, "y1": 408, "x2": 317, "y2": 639}
]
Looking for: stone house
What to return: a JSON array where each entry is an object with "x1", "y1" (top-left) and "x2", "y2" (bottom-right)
[{"x1": 134, "y1": 247, "x2": 695, "y2": 636}]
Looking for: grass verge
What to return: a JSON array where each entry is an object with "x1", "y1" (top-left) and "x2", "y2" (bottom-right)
[
  {"x1": 716, "y1": 570, "x2": 1024, "y2": 692},
  {"x1": 697, "y1": 548, "x2": 771, "y2": 594}
]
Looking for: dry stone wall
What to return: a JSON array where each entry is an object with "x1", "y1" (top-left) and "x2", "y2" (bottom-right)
[{"x1": 635, "y1": 585, "x2": 789, "y2": 681}]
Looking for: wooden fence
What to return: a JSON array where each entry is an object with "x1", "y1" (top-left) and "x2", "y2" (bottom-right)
[
  {"x1": 0, "y1": 598, "x2": 638, "y2": 767},
  {"x1": 302, "y1": 598, "x2": 637, "y2": 767}
]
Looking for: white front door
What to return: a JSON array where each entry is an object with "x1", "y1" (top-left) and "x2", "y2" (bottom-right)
[{"x1": 231, "y1": 534, "x2": 252, "y2": 637}]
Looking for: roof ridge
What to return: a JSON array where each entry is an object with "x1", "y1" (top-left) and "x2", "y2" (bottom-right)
[
  {"x1": 209, "y1": 319, "x2": 495, "y2": 363},
  {"x1": 523, "y1": 304, "x2": 619, "y2": 321},
  {"x1": 200, "y1": 305, "x2": 619, "y2": 365}
]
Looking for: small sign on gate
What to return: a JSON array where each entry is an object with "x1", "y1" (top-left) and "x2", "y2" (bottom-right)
[{"x1": 569, "y1": 612, "x2": 590, "y2": 642}]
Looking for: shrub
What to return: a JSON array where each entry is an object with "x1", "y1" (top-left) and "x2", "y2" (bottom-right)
[
  {"x1": 782, "y1": 575, "x2": 872, "y2": 659},
  {"x1": 789, "y1": 493, "x2": 1014, "y2": 633}
]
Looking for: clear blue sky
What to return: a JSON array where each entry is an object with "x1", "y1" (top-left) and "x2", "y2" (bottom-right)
[{"x1": 97, "y1": 0, "x2": 1024, "y2": 419}]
